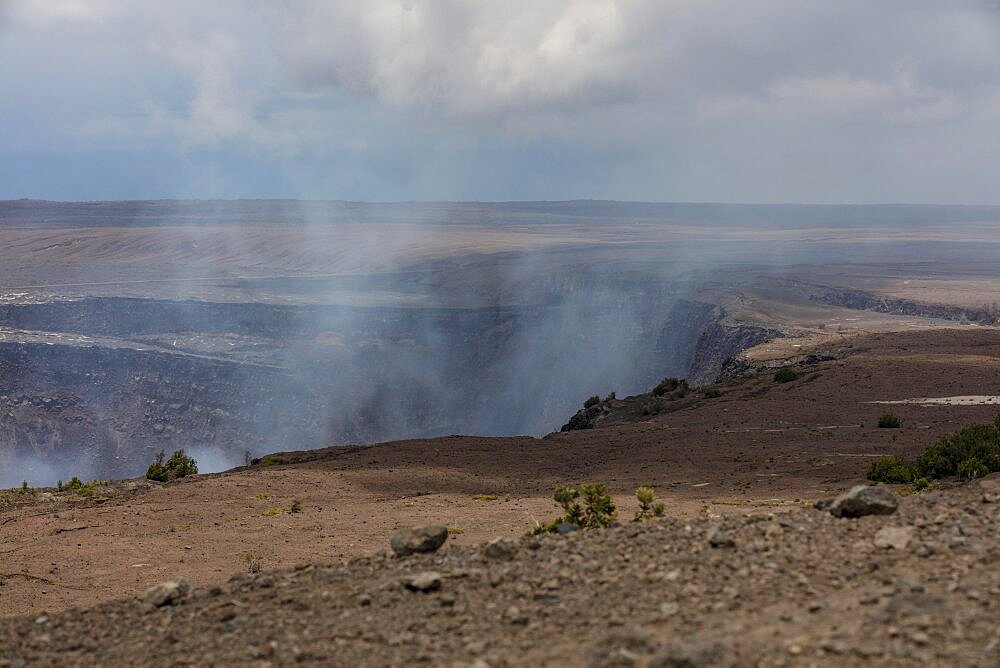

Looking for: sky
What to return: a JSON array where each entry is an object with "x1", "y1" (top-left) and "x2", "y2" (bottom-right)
[{"x1": 1, "y1": 0, "x2": 999, "y2": 203}]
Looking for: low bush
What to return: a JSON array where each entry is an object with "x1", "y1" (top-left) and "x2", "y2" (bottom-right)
[
  {"x1": 703, "y1": 388, "x2": 722, "y2": 399},
  {"x1": 869, "y1": 417, "x2": 1000, "y2": 483},
  {"x1": 773, "y1": 368, "x2": 798, "y2": 383},
  {"x1": 146, "y1": 449, "x2": 198, "y2": 482},
  {"x1": 867, "y1": 456, "x2": 915, "y2": 484},
  {"x1": 583, "y1": 395, "x2": 601, "y2": 409},
  {"x1": 878, "y1": 413, "x2": 902, "y2": 429},
  {"x1": 914, "y1": 419, "x2": 1000, "y2": 479}
]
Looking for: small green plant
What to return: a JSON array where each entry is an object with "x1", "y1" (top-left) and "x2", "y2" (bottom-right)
[
  {"x1": 530, "y1": 483, "x2": 618, "y2": 535},
  {"x1": 773, "y1": 368, "x2": 798, "y2": 383},
  {"x1": 20, "y1": 480, "x2": 29, "y2": 493},
  {"x1": 867, "y1": 456, "x2": 915, "y2": 484},
  {"x1": 262, "y1": 507, "x2": 286, "y2": 517},
  {"x1": 878, "y1": 413, "x2": 902, "y2": 429},
  {"x1": 448, "y1": 526, "x2": 465, "y2": 535},
  {"x1": 472, "y1": 494, "x2": 500, "y2": 501},
  {"x1": 289, "y1": 499, "x2": 303, "y2": 513},
  {"x1": 145, "y1": 449, "x2": 198, "y2": 482},
  {"x1": 703, "y1": 388, "x2": 721, "y2": 399},
  {"x1": 580, "y1": 483, "x2": 616, "y2": 528},
  {"x1": 583, "y1": 395, "x2": 601, "y2": 409},
  {"x1": 65, "y1": 477, "x2": 105, "y2": 496},
  {"x1": 56, "y1": 480, "x2": 63, "y2": 491},
  {"x1": 633, "y1": 485, "x2": 665, "y2": 522}
]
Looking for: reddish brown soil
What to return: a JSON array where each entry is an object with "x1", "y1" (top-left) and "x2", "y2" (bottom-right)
[{"x1": 2, "y1": 328, "x2": 999, "y2": 622}]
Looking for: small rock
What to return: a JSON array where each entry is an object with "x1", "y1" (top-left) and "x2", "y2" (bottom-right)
[
  {"x1": 585, "y1": 631, "x2": 656, "y2": 667},
  {"x1": 980, "y1": 475, "x2": 1000, "y2": 503},
  {"x1": 874, "y1": 526, "x2": 914, "y2": 550},
  {"x1": 659, "y1": 601, "x2": 680, "y2": 617},
  {"x1": 390, "y1": 525, "x2": 449, "y2": 557},
  {"x1": 403, "y1": 571, "x2": 442, "y2": 593},
  {"x1": 828, "y1": 485, "x2": 898, "y2": 518},
  {"x1": 143, "y1": 578, "x2": 192, "y2": 608},
  {"x1": 707, "y1": 526, "x2": 735, "y2": 548},
  {"x1": 503, "y1": 605, "x2": 529, "y2": 625},
  {"x1": 813, "y1": 498, "x2": 834, "y2": 511},
  {"x1": 482, "y1": 538, "x2": 514, "y2": 561},
  {"x1": 556, "y1": 522, "x2": 581, "y2": 535},
  {"x1": 651, "y1": 638, "x2": 734, "y2": 667}
]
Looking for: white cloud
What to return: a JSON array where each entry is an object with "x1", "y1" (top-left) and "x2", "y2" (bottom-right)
[
  {"x1": 1, "y1": 0, "x2": 999, "y2": 201},
  {"x1": 702, "y1": 68, "x2": 965, "y2": 125}
]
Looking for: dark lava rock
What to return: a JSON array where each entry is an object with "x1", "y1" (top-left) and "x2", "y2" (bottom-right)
[
  {"x1": 390, "y1": 525, "x2": 449, "y2": 557},
  {"x1": 828, "y1": 485, "x2": 898, "y2": 518},
  {"x1": 651, "y1": 639, "x2": 735, "y2": 667},
  {"x1": 560, "y1": 403, "x2": 609, "y2": 432},
  {"x1": 585, "y1": 631, "x2": 657, "y2": 667}
]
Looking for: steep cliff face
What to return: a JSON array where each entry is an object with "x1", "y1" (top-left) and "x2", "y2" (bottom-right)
[
  {"x1": 811, "y1": 288, "x2": 1000, "y2": 325},
  {"x1": 686, "y1": 315, "x2": 785, "y2": 385}
]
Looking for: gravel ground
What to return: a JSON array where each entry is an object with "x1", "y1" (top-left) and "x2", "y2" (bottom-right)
[{"x1": 2, "y1": 476, "x2": 997, "y2": 667}]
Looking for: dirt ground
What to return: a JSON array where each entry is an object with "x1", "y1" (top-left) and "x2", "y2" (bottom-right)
[{"x1": 2, "y1": 327, "x2": 999, "y2": 622}]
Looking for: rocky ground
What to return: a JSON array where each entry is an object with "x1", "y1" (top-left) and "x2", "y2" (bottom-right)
[{"x1": 1, "y1": 475, "x2": 997, "y2": 666}]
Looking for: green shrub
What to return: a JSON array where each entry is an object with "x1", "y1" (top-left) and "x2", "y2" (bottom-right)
[
  {"x1": 258, "y1": 455, "x2": 283, "y2": 467},
  {"x1": 870, "y1": 417, "x2": 1000, "y2": 483},
  {"x1": 583, "y1": 395, "x2": 601, "y2": 409},
  {"x1": 956, "y1": 457, "x2": 990, "y2": 480},
  {"x1": 530, "y1": 483, "x2": 618, "y2": 535},
  {"x1": 773, "y1": 368, "x2": 798, "y2": 383},
  {"x1": 914, "y1": 419, "x2": 1000, "y2": 479},
  {"x1": 652, "y1": 377, "x2": 688, "y2": 398},
  {"x1": 703, "y1": 388, "x2": 722, "y2": 399},
  {"x1": 878, "y1": 413, "x2": 901, "y2": 429},
  {"x1": 867, "y1": 456, "x2": 915, "y2": 484},
  {"x1": 634, "y1": 485, "x2": 666, "y2": 522},
  {"x1": 146, "y1": 449, "x2": 198, "y2": 482}
]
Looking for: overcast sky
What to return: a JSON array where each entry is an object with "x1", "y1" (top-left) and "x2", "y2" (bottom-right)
[{"x1": 1, "y1": 0, "x2": 999, "y2": 203}]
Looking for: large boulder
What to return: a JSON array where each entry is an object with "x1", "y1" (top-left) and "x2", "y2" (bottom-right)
[
  {"x1": 390, "y1": 525, "x2": 449, "y2": 557},
  {"x1": 828, "y1": 485, "x2": 898, "y2": 518}
]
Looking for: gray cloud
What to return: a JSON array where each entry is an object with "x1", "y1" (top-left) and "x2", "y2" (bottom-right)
[{"x1": 1, "y1": 0, "x2": 999, "y2": 202}]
